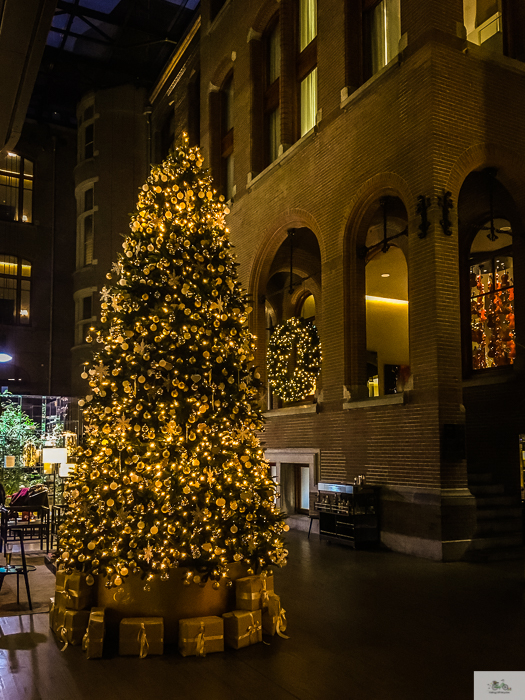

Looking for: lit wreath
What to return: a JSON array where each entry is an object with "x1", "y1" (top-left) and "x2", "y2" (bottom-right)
[{"x1": 266, "y1": 317, "x2": 322, "y2": 402}]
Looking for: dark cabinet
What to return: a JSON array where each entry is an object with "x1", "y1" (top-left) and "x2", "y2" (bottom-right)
[{"x1": 315, "y1": 485, "x2": 380, "y2": 548}]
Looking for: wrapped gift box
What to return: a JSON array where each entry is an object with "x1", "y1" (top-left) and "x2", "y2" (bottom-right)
[
  {"x1": 235, "y1": 574, "x2": 274, "y2": 611},
  {"x1": 222, "y1": 609, "x2": 262, "y2": 650},
  {"x1": 262, "y1": 594, "x2": 288, "y2": 637},
  {"x1": 178, "y1": 616, "x2": 224, "y2": 657},
  {"x1": 119, "y1": 617, "x2": 164, "y2": 658},
  {"x1": 56, "y1": 609, "x2": 90, "y2": 649},
  {"x1": 63, "y1": 589, "x2": 91, "y2": 611},
  {"x1": 82, "y1": 608, "x2": 105, "y2": 659},
  {"x1": 56, "y1": 570, "x2": 93, "y2": 598}
]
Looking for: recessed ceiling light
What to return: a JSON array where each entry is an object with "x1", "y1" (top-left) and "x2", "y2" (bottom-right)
[{"x1": 381, "y1": 273, "x2": 390, "y2": 278}]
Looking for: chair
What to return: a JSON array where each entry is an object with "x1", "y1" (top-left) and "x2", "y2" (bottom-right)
[{"x1": 0, "y1": 506, "x2": 35, "y2": 609}]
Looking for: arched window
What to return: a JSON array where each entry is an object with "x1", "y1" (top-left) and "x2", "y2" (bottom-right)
[
  {"x1": 364, "y1": 196, "x2": 409, "y2": 396},
  {"x1": 299, "y1": 293, "x2": 315, "y2": 320},
  {"x1": 0, "y1": 255, "x2": 31, "y2": 325},
  {"x1": 469, "y1": 220, "x2": 514, "y2": 369}
]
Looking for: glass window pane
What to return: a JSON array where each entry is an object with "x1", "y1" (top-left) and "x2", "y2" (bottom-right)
[
  {"x1": 82, "y1": 294, "x2": 92, "y2": 319},
  {"x1": 268, "y1": 107, "x2": 280, "y2": 164},
  {"x1": 300, "y1": 466, "x2": 310, "y2": 510},
  {"x1": 23, "y1": 159, "x2": 34, "y2": 176},
  {"x1": 85, "y1": 123, "x2": 94, "y2": 159},
  {"x1": 20, "y1": 288, "x2": 30, "y2": 324},
  {"x1": 267, "y1": 23, "x2": 280, "y2": 84},
  {"x1": 0, "y1": 256, "x2": 17, "y2": 275},
  {"x1": 84, "y1": 215, "x2": 94, "y2": 265},
  {"x1": 0, "y1": 174, "x2": 19, "y2": 221},
  {"x1": 21, "y1": 261, "x2": 31, "y2": 277},
  {"x1": 369, "y1": 0, "x2": 401, "y2": 75},
  {"x1": 299, "y1": 0, "x2": 317, "y2": 51},
  {"x1": 300, "y1": 294, "x2": 316, "y2": 319},
  {"x1": 84, "y1": 187, "x2": 94, "y2": 211},
  {"x1": 222, "y1": 77, "x2": 234, "y2": 134},
  {"x1": 300, "y1": 68, "x2": 317, "y2": 136},
  {"x1": 22, "y1": 185, "x2": 32, "y2": 223}
]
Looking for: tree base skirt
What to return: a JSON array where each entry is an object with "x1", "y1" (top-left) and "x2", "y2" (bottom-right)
[{"x1": 96, "y1": 562, "x2": 249, "y2": 644}]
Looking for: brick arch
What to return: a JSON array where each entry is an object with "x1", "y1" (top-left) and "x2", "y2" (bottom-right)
[
  {"x1": 447, "y1": 142, "x2": 525, "y2": 223},
  {"x1": 342, "y1": 172, "x2": 412, "y2": 396},
  {"x1": 248, "y1": 208, "x2": 324, "y2": 379},
  {"x1": 209, "y1": 56, "x2": 235, "y2": 91},
  {"x1": 251, "y1": 0, "x2": 279, "y2": 34}
]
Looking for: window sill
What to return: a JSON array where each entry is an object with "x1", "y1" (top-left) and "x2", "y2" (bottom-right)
[
  {"x1": 340, "y1": 55, "x2": 400, "y2": 112},
  {"x1": 343, "y1": 393, "x2": 405, "y2": 410},
  {"x1": 263, "y1": 404, "x2": 318, "y2": 418},
  {"x1": 462, "y1": 370, "x2": 516, "y2": 388},
  {"x1": 246, "y1": 127, "x2": 316, "y2": 190}
]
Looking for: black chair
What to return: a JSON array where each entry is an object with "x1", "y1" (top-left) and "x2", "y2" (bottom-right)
[{"x1": 0, "y1": 506, "x2": 35, "y2": 610}]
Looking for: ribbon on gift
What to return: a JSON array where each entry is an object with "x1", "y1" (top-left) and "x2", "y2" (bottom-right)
[
  {"x1": 138, "y1": 623, "x2": 150, "y2": 659},
  {"x1": 59, "y1": 627, "x2": 69, "y2": 652},
  {"x1": 82, "y1": 631, "x2": 89, "y2": 652},
  {"x1": 181, "y1": 623, "x2": 223, "y2": 657},
  {"x1": 260, "y1": 578, "x2": 271, "y2": 608},
  {"x1": 238, "y1": 613, "x2": 262, "y2": 643},
  {"x1": 276, "y1": 608, "x2": 289, "y2": 639}
]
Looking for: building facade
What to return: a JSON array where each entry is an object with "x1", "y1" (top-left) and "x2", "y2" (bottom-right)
[{"x1": 145, "y1": 0, "x2": 525, "y2": 560}]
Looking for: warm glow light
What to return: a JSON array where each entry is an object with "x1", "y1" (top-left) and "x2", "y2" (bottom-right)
[
  {"x1": 365, "y1": 295, "x2": 409, "y2": 306},
  {"x1": 0, "y1": 353, "x2": 12, "y2": 362},
  {"x1": 42, "y1": 447, "x2": 68, "y2": 464}
]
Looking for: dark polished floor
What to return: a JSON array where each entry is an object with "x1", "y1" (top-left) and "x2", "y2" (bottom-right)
[{"x1": 0, "y1": 529, "x2": 524, "y2": 700}]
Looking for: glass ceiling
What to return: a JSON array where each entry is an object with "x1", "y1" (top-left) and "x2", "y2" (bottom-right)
[{"x1": 29, "y1": 0, "x2": 199, "y2": 126}]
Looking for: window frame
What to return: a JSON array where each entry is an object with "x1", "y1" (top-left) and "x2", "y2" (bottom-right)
[
  {"x1": 264, "y1": 14, "x2": 281, "y2": 166},
  {"x1": 0, "y1": 153, "x2": 34, "y2": 224},
  {"x1": 220, "y1": 72, "x2": 234, "y2": 201},
  {"x1": 296, "y1": 0, "x2": 318, "y2": 139},
  {"x1": 0, "y1": 254, "x2": 32, "y2": 326},
  {"x1": 362, "y1": 0, "x2": 401, "y2": 80},
  {"x1": 74, "y1": 287, "x2": 97, "y2": 346},
  {"x1": 76, "y1": 180, "x2": 97, "y2": 269}
]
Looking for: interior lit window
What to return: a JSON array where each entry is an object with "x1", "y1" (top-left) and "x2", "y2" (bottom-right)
[
  {"x1": 0, "y1": 154, "x2": 34, "y2": 223},
  {"x1": 469, "y1": 220, "x2": 514, "y2": 369},
  {"x1": 0, "y1": 255, "x2": 31, "y2": 325},
  {"x1": 463, "y1": 0, "x2": 503, "y2": 53},
  {"x1": 364, "y1": 199, "x2": 409, "y2": 396},
  {"x1": 297, "y1": 0, "x2": 317, "y2": 137},
  {"x1": 299, "y1": 293, "x2": 316, "y2": 320},
  {"x1": 365, "y1": 0, "x2": 401, "y2": 77},
  {"x1": 265, "y1": 19, "x2": 281, "y2": 165}
]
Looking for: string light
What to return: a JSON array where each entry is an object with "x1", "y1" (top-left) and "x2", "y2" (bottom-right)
[
  {"x1": 267, "y1": 317, "x2": 322, "y2": 402},
  {"x1": 58, "y1": 135, "x2": 288, "y2": 588}
]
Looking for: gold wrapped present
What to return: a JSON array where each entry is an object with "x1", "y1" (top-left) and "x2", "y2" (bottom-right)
[
  {"x1": 178, "y1": 616, "x2": 224, "y2": 657},
  {"x1": 56, "y1": 609, "x2": 90, "y2": 651},
  {"x1": 119, "y1": 617, "x2": 164, "y2": 658},
  {"x1": 82, "y1": 608, "x2": 105, "y2": 659},
  {"x1": 56, "y1": 571, "x2": 93, "y2": 597},
  {"x1": 235, "y1": 574, "x2": 274, "y2": 611},
  {"x1": 262, "y1": 594, "x2": 289, "y2": 638},
  {"x1": 223, "y1": 609, "x2": 262, "y2": 650},
  {"x1": 62, "y1": 589, "x2": 91, "y2": 611}
]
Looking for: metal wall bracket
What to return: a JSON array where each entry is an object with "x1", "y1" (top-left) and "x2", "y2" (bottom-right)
[{"x1": 438, "y1": 190, "x2": 453, "y2": 236}]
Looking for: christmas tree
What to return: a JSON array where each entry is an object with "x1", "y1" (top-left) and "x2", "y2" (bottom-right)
[{"x1": 59, "y1": 135, "x2": 288, "y2": 589}]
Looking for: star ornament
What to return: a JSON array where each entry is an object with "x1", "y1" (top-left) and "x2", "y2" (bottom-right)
[
  {"x1": 143, "y1": 544, "x2": 154, "y2": 563},
  {"x1": 115, "y1": 416, "x2": 131, "y2": 433},
  {"x1": 100, "y1": 287, "x2": 112, "y2": 303}
]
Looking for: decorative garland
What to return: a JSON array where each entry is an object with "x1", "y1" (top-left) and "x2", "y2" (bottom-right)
[{"x1": 267, "y1": 317, "x2": 322, "y2": 402}]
